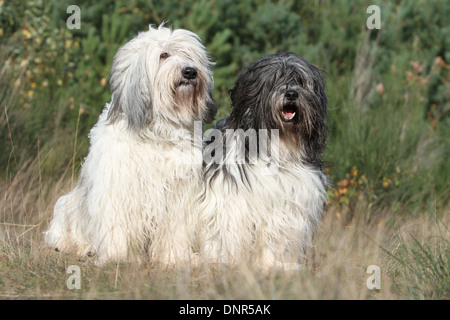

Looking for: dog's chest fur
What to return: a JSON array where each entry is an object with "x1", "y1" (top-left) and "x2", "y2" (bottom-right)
[
  {"x1": 201, "y1": 153, "x2": 327, "y2": 263},
  {"x1": 84, "y1": 105, "x2": 201, "y2": 216}
]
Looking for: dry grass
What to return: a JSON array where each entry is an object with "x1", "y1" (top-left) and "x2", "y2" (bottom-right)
[
  {"x1": 2, "y1": 0, "x2": 449, "y2": 301},
  {"x1": 1, "y1": 163, "x2": 448, "y2": 300}
]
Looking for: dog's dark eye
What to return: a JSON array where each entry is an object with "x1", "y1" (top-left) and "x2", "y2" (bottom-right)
[{"x1": 160, "y1": 52, "x2": 170, "y2": 60}]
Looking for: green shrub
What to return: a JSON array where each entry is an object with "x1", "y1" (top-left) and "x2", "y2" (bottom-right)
[{"x1": 0, "y1": 0, "x2": 448, "y2": 213}]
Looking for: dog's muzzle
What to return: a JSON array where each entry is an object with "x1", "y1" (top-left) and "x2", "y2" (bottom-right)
[
  {"x1": 177, "y1": 67, "x2": 198, "y2": 87},
  {"x1": 281, "y1": 89, "x2": 299, "y2": 122}
]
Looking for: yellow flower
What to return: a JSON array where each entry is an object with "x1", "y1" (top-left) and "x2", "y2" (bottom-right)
[
  {"x1": 337, "y1": 179, "x2": 349, "y2": 188},
  {"x1": 20, "y1": 59, "x2": 29, "y2": 68},
  {"x1": 22, "y1": 28, "x2": 32, "y2": 39},
  {"x1": 100, "y1": 77, "x2": 107, "y2": 87}
]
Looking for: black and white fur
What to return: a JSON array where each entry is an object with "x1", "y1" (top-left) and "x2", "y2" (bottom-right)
[{"x1": 199, "y1": 52, "x2": 328, "y2": 270}]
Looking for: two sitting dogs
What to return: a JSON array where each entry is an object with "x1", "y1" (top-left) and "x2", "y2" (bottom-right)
[{"x1": 45, "y1": 25, "x2": 328, "y2": 270}]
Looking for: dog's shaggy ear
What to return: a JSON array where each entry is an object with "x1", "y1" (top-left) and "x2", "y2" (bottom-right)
[
  {"x1": 203, "y1": 86, "x2": 217, "y2": 124},
  {"x1": 107, "y1": 38, "x2": 153, "y2": 130}
]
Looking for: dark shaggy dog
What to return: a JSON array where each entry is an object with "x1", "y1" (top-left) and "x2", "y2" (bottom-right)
[{"x1": 199, "y1": 52, "x2": 328, "y2": 269}]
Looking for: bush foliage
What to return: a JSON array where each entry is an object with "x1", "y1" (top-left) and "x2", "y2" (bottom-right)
[{"x1": 0, "y1": 0, "x2": 449, "y2": 215}]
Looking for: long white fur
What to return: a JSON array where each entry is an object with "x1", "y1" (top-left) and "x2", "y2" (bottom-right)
[
  {"x1": 199, "y1": 137, "x2": 327, "y2": 270},
  {"x1": 44, "y1": 25, "x2": 214, "y2": 266}
]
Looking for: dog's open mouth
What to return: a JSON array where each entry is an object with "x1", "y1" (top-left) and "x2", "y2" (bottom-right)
[{"x1": 281, "y1": 104, "x2": 297, "y2": 122}]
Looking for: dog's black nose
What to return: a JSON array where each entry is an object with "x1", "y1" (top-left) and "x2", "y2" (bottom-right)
[
  {"x1": 182, "y1": 67, "x2": 197, "y2": 80},
  {"x1": 285, "y1": 89, "x2": 299, "y2": 100}
]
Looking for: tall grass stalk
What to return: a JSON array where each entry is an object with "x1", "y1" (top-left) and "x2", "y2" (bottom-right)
[{"x1": 383, "y1": 213, "x2": 449, "y2": 299}]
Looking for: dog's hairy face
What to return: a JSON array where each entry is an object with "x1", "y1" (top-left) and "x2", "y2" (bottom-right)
[
  {"x1": 108, "y1": 25, "x2": 217, "y2": 131},
  {"x1": 228, "y1": 52, "x2": 327, "y2": 166}
]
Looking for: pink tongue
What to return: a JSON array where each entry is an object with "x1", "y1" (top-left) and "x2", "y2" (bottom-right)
[{"x1": 283, "y1": 111, "x2": 294, "y2": 118}]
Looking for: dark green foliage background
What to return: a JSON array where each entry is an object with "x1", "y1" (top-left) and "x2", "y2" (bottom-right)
[{"x1": 0, "y1": 0, "x2": 448, "y2": 216}]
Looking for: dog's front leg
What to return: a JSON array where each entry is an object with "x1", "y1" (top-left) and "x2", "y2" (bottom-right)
[{"x1": 87, "y1": 199, "x2": 137, "y2": 265}]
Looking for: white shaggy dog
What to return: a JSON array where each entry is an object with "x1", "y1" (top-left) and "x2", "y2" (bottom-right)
[
  {"x1": 44, "y1": 24, "x2": 216, "y2": 265},
  {"x1": 199, "y1": 52, "x2": 328, "y2": 270}
]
